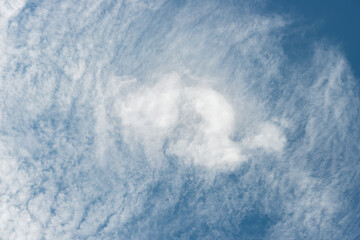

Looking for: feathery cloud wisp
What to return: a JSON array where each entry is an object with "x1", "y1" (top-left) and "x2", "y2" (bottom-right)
[{"x1": 0, "y1": 0, "x2": 359, "y2": 239}]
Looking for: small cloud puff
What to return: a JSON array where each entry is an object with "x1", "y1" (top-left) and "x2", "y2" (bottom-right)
[{"x1": 243, "y1": 123, "x2": 286, "y2": 152}]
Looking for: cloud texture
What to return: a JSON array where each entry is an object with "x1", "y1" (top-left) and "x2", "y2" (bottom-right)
[{"x1": 0, "y1": 0, "x2": 359, "y2": 239}]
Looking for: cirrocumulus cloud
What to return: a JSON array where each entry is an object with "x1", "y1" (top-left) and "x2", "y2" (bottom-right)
[{"x1": 0, "y1": 0, "x2": 359, "y2": 239}]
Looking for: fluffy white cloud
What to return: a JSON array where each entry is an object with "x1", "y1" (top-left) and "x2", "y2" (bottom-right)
[{"x1": 117, "y1": 73, "x2": 286, "y2": 170}]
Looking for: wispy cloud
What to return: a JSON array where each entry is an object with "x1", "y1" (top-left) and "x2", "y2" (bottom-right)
[{"x1": 0, "y1": 0, "x2": 359, "y2": 239}]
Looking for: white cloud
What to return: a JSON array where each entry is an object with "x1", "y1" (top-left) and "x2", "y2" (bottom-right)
[
  {"x1": 0, "y1": 0, "x2": 25, "y2": 21},
  {"x1": 117, "y1": 72, "x2": 286, "y2": 170},
  {"x1": 244, "y1": 122, "x2": 286, "y2": 152},
  {"x1": 0, "y1": 0, "x2": 26, "y2": 71},
  {"x1": 0, "y1": 0, "x2": 358, "y2": 239}
]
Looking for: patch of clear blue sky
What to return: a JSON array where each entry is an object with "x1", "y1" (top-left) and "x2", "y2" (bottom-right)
[{"x1": 264, "y1": 0, "x2": 360, "y2": 79}]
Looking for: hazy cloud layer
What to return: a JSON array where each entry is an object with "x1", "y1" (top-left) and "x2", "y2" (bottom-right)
[{"x1": 1, "y1": 0, "x2": 359, "y2": 239}]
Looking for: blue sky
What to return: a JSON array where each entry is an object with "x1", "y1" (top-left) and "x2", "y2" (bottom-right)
[
  {"x1": 0, "y1": 0, "x2": 359, "y2": 239},
  {"x1": 266, "y1": 0, "x2": 360, "y2": 78}
]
